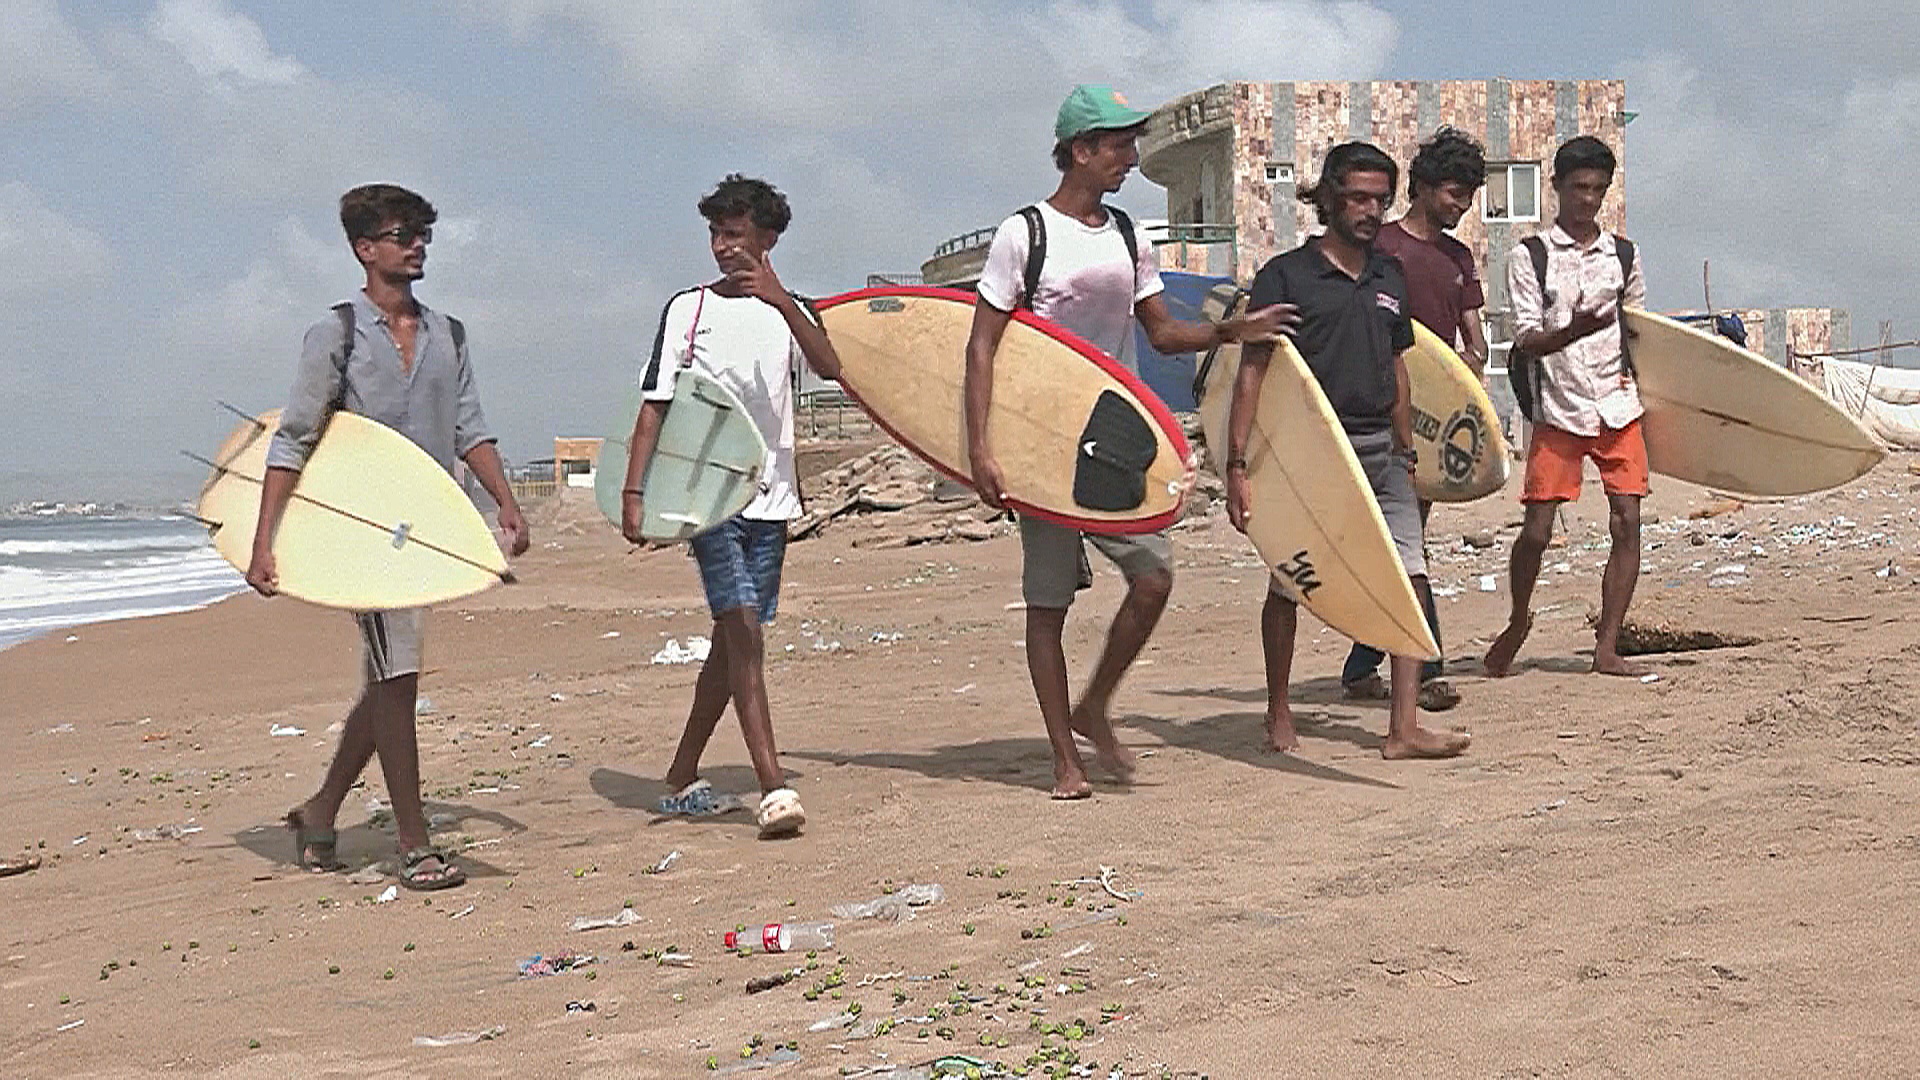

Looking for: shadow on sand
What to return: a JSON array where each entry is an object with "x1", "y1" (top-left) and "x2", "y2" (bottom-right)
[{"x1": 232, "y1": 800, "x2": 526, "y2": 879}]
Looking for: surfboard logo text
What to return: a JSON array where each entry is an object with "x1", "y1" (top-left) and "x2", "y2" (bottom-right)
[{"x1": 1273, "y1": 550, "x2": 1322, "y2": 599}]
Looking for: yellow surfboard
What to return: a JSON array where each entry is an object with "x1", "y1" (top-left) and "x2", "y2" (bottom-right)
[
  {"x1": 1197, "y1": 287, "x2": 1438, "y2": 660},
  {"x1": 195, "y1": 409, "x2": 510, "y2": 610},
  {"x1": 1625, "y1": 308, "x2": 1884, "y2": 497},
  {"x1": 1407, "y1": 320, "x2": 1510, "y2": 502}
]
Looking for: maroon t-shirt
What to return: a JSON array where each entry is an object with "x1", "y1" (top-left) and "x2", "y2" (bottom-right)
[{"x1": 1373, "y1": 220, "x2": 1484, "y2": 347}]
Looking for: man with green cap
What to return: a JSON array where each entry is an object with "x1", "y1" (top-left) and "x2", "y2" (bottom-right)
[{"x1": 964, "y1": 84, "x2": 1297, "y2": 800}]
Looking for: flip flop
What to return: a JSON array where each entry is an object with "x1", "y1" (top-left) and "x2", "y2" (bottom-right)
[
  {"x1": 285, "y1": 808, "x2": 344, "y2": 872},
  {"x1": 1417, "y1": 679, "x2": 1463, "y2": 712},
  {"x1": 1342, "y1": 673, "x2": 1390, "y2": 701},
  {"x1": 656, "y1": 779, "x2": 744, "y2": 816},
  {"x1": 756, "y1": 788, "x2": 806, "y2": 838},
  {"x1": 399, "y1": 847, "x2": 466, "y2": 890}
]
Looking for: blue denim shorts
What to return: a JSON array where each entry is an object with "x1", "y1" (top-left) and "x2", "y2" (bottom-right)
[{"x1": 689, "y1": 517, "x2": 787, "y2": 624}]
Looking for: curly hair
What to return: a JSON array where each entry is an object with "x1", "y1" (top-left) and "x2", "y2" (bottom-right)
[
  {"x1": 1295, "y1": 142, "x2": 1398, "y2": 225},
  {"x1": 1407, "y1": 126, "x2": 1486, "y2": 199},
  {"x1": 697, "y1": 174, "x2": 792, "y2": 234},
  {"x1": 338, "y1": 184, "x2": 435, "y2": 242}
]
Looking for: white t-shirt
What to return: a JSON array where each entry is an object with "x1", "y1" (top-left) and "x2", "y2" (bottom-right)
[
  {"x1": 975, "y1": 201, "x2": 1164, "y2": 371},
  {"x1": 640, "y1": 286, "x2": 808, "y2": 521}
]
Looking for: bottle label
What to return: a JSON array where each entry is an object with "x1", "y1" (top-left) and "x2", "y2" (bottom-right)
[{"x1": 762, "y1": 923, "x2": 782, "y2": 952}]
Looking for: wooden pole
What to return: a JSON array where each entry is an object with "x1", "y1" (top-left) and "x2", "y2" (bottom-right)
[{"x1": 1702, "y1": 259, "x2": 1712, "y2": 312}]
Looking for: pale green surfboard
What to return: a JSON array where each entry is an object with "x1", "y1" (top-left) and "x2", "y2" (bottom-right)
[{"x1": 594, "y1": 372, "x2": 769, "y2": 542}]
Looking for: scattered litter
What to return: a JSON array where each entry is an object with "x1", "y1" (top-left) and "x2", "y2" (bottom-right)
[
  {"x1": 1478, "y1": 575, "x2": 1497, "y2": 592},
  {"x1": 70, "y1": 836, "x2": 88, "y2": 846},
  {"x1": 43, "y1": 723, "x2": 74, "y2": 735},
  {"x1": 658, "y1": 952, "x2": 693, "y2": 967},
  {"x1": 1877, "y1": 562, "x2": 1900, "y2": 579},
  {"x1": 64, "y1": 635, "x2": 78, "y2": 643},
  {"x1": 570, "y1": 908, "x2": 643, "y2": 932},
  {"x1": 374, "y1": 885, "x2": 398, "y2": 904},
  {"x1": 413, "y1": 1026, "x2": 505, "y2": 1047},
  {"x1": 1555, "y1": 730, "x2": 1579, "y2": 739},
  {"x1": 1710, "y1": 564, "x2": 1748, "y2": 577},
  {"x1": 600, "y1": 631, "x2": 621, "y2": 639},
  {"x1": 746, "y1": 968, "x2": 804, "y2": 994},
  {"x1": 953, "y1": 682, "x2": 975, "y2": 694},
  {"x1": 1004, "y1": 601, "x2": 1026, "y2": 611},
  {"x1": 517, "y1": 952, "x2": 596, "y2": 978},
  {"x1": 811, "y1": 638, "x2": 844, "y2": 653},
  {"x1": 449, "y1": 904, "x2": 476, "y2": 919},
  {"x1": 414, "y1": 696, "x2": 436, "y2": 716},
  {"x1": 548, "y1": 693, "x2": 567, "y2": 703},
  {"x1": 869, "y1": 631, "x2": 903, "y2": 643},
  {"x1": 1051, "y1": 866, "x2": 1140, "y2": 901},
  {"x1": 1525, "y1": 798, "x2": 1569, "y2": 818},
  {"x1": 832, "y1": 883, "x2": 946, "y2": 922},
  {"x1": 809, "y1": 1010, "x2": 859, "y2": 1031},
  {"x1": 528, "y1": 734, "x2": 552, "y2": 749},
  {"x1": 1060, "y1": 942, "x2": 1093, "y2": 959},
  {"x1": 651, "y1": 636, "x2": 712, "y2": 665},
  {"x1": 347, "y1": 866, "x2": 387, "y2": 886},
  {"x1": 565, "y1": 1000, "x2": 595, "y2": 1013},
  {"x1": 0, "y1": 855, "x2": 43, "y2": 877},
  {"x1": 1640, "y1": 673, "x2": 1662, "y2": 684},
  {"x1": 712, "y1": 1049, "x2": 801, "y2": 1074},
  {"x1": 645, "y1": 850, "x2": 682, "y2": 875},
  {"x1": 269, "y1": 724, "x2": 306, "y2": 737},
  {"x1": 57, "y1": 1019, "x2": 84, "y2": 1032},
  {"x1": 130, "y1": 823, "x2": 202, "y2": 843}
]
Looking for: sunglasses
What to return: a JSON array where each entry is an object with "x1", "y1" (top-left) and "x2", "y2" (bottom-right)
[{"x1": 368, "y1": 225, "x2": 432, "y2": 246}]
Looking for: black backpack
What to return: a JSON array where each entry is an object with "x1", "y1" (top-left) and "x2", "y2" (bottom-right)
[
  {"x1": 1016, "y1": 203, "x2": 1139, "y2": 311},
  {"x1": 1508, "y1": 234, "x2": 1634, "y2": 422}
]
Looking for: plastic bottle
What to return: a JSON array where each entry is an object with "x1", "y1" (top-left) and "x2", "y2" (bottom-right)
[{"x1": 724, "y1": 921, "x2": 834, "y2": 953}]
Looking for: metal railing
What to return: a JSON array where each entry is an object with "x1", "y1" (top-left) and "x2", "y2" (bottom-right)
[
  {"x1": 797, "y1": 389, "x2": 876, "y2": 440},
  {"x1": 932, "y1": 226, "x2": 997, "y2": 258}
]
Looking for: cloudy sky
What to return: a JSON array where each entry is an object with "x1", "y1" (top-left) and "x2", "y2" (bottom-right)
[{"x1": 2, "y1": 0, "x2": 1912, "y2": 502}]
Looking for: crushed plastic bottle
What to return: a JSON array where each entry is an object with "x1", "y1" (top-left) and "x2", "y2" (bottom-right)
[{"x1": 723, "y1": 921, "x2": 834, "y2": 953}]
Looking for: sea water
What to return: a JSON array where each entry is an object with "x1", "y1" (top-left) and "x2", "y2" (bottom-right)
[{"x1": 0, "y1": 510, "x2": 245, "y2": 650}]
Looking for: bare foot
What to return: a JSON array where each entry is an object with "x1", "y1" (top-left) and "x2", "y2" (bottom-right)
[
  {"x1": 1483, "y1": 614, "x2": 1534, "y2": 677},
  {"x1": 1593, "y1": 652, "x2": 1650, "y2": 677},
  {"x1": 1265, "y1": 706, "x2": 1300, "y2": 753},
  {"x1": 1381, "y1": 725, "x2": 1471, "y2": 759},
  {"x1": 1069, "y1": 703, "x2": 1136, "y2": 782},
  {"x1": 1051, "y1": 769, "x2": 1093, "y2": 801}
]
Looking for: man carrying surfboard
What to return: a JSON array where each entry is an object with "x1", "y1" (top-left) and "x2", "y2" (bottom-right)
[
  {"x1": 251, "y1": 184, "x2": 531, "y2": 889},
  {"x1": 1483, "y1": 135, "x2": 1649, "y2": 679},
  {"x1": 1227, "y1": 142, "x2": 1471, "y2": 760},
  {"x1": 1339, "y1": 127, "x2": 1489, "y2": 713},
  {"x1": 623, "y1": 175, "x2": 843, "y2": 837},
  {"x1": 965, "y1": 85, "x2": 1297, "y2": 799}
]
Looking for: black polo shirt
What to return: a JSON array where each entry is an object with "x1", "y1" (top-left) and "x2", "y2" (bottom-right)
[{"x1": 1247, "y1": 238, "x2": 1414, "y2": 435}]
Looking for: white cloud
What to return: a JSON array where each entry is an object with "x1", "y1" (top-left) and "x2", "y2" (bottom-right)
[
  {"x1": 0, "y1": 0, "x2": 114, "y2": 111},
  {"x1": 148, "y1": 0, "x2": 304, "y2": 87},
  {"x1": 0, "y1": 182, "x2": 111, "y2": 295}
]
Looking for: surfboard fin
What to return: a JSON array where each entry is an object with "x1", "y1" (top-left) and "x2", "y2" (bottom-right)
[{"x1": 1073, "y1": 390, "x2": 1157, "y2": 512}]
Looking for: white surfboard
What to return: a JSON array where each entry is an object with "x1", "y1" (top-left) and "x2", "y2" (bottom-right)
[
  {"x1": 594, "y1": 372, "x2": 769, "y2": 542},
  {"x1": 195, "y1": 409, "x2": 510, "y2": 610},
  {"x1": 1407, "y1": 320, "x2": 1510, "y2": 502},
  {"x1": 1197, "y1": 287, "x2": 1439, "y2": 660},
  {"x1": 1626, "y1": 308, "x2": 1884, "y2": 497}
]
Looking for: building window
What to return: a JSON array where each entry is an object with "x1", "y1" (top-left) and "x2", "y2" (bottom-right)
[
  {"x1": 1482, "y1": 162, "x2": 1540, "y2": 223},
  {"x1": 1265, "y1": 162, "x2": 1294, "y2": 184}
]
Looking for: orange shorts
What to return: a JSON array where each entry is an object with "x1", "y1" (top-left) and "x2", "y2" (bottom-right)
[{"x1": 1522, "y1": 419, "x2": 1650, "y2": 503}]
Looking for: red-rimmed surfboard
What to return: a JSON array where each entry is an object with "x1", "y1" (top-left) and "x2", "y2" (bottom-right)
[{"x1": 814, "y1": 286, "x2": 1193, "y2": 535}]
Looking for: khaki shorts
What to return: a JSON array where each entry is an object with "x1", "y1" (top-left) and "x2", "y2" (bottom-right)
[
  {"x1": 1019, "y1": 516, "x2": 1173, "y2": 610},
  {"x1": 356, "y1": 608, "x2": 425, "y2": 684}
]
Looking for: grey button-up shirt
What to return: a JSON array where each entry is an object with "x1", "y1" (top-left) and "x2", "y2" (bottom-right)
[{"x1": 266, "y1": 292, "x2": 494, "y2": 475}]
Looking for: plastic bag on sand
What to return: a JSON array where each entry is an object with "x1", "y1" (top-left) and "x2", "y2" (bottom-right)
[
  {"x1": 831, "y1": 883, "x2": 946, "y2": 922},
  {"x1": 651, "y1": 636, "x2": 711, "y2": 665},
  {"x1": 413, "y1": 1026, "x2": 505, "y2": 1047},
  {"x1": 570, "y1": 908, "x2": 643, "y2": 932}
]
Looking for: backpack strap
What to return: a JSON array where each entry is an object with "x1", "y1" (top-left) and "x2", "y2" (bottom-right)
[
  {"x1": 447, "y1": 314, "x2": 466, "y2": 354},
  {"x1": 1520, "y1": 234, "x2": 1551, "y2": 306},
  {"x1": 1018, "y1": 205, "x2": 1045, "y2": 311},
  {"x1": 679, "y1": 286, "x2": 707, "y2": 369},
  {"x1": 329, "y1": 301, "x2": 355, "y2": 412},
  {"x1": 1106, "y1": 204, "x2": 1140, "y2": 275},
  {"x1": 1613, "y1": 235, "x2": 1636, "y2": 376}
]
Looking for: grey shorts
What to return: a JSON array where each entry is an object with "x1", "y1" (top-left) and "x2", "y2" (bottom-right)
[
  {"x1": 356, "y1": 608, "x2": 425, "y2": 684},
  {"x1": 1268, "y1": 430, "x2": 1426, "y2": 596},
  {"x1": 1019, "y1": 515, "x2": 1173, "y2": 610}
]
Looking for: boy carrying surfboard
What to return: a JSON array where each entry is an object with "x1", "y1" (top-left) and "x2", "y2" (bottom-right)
[
  {"x1": 1483, "y1": 135, "x2": 1649, "y2": 679},
  {"x1": 253, "y1": 184, "x2": 531, "y2": 890},
  {"x1": 1340, "y1": 127, "x2": 1490, "y2": 713},
  {"x1": 964, "y1": 85, "x2": 1297, "y2": 799},
  {"x1": 623, "y1": 175, "x2": 843, "y2": 838},
  {"x1": 1226, "y1": 143, "x2": 1471, "y2": 760}
]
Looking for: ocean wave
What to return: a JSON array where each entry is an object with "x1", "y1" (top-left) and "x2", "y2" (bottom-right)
[
  {"x1": 0, "y1": 533, "x2": 210, "y2": 557},
  {"x1": 0, "y1": 555, "x2": 241, "y2": 609},
  {"x1": 0, "y1": 592, "x2": 245, "y2": 649}
]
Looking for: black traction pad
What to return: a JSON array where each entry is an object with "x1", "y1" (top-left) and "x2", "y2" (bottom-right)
[{"x1": 1072, "y1": 389, "x2": 1157, "y2": 512}]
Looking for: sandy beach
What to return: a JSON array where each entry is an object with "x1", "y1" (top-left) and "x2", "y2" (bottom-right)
[{"x1": 6, "y1": 451, "x2": 1920, "y2": 1078}]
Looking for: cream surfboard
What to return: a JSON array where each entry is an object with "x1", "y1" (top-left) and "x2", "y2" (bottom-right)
[
  {"x1": 194, "y1": 409, "x2": 510, "y2": 610},
  {"x1": 1625, "y1": 308, "x2": 1884, "y2": 496},
  {"x1": 1408, "y1": 319, "x2": 1510, "y2": 502},
  {"x1": 593, "y1": 373, "x2": 769, "y2": 542},
  {"x1": 1196, "y1": 286, "x2": 1438, "y2": 660},
  {"x1": 815, "y1": 286, "x2": 1192, "y2": 535}
]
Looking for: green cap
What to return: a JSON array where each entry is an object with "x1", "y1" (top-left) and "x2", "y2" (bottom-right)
[{"x1": 1054, "y1": 84, "x2": 1152, "y2": 142}]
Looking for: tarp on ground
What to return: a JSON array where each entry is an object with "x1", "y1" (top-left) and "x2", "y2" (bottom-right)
[
  {"x1": 1128, "y1": 271, "x2": 1232, "y2": 412},
  {"x1": 1817, "y1": 356, "x2": 1920, "y2": 448}
]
